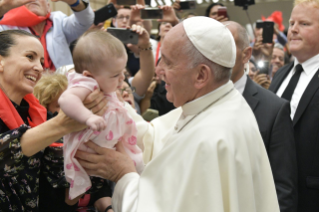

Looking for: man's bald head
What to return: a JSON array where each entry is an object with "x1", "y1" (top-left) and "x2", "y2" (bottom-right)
[
  {"x1": 224, "y1": 21, "x2": 252, "y2": 83},
  {"x1": 224, "y1": 21, "x2": 250, "y2": 50}
]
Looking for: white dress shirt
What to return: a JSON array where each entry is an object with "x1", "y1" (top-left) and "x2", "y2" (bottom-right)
[
  {"x1": 276, "y1": 54, "x2": 319, "y2": 119},
  {"x1": 233, "y1": 73, "x2": 247, "y2": 95}
]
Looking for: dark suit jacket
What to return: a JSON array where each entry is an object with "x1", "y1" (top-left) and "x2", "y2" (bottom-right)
[
  {"x1": 269, "y1": 62, "x2": 319, "y2": 211},
  {"x1": 243, "y1": 76, "x2": 298, "y2": 212}
]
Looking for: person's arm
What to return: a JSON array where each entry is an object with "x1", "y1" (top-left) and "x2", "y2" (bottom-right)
[
  {"x1": 57, "y1": 0, "x2": 94, "y2": 44},
  {"x1": 51, "y1": 0, "x2": 86, "y2": 12},
  {"x1": 268, "y1": 101, "x2": 298, "y2": 212},
  {"x1": 129, "y1": 24, "x2": 155, "y2": 97},
  {"x1": 58, "y1": 87, "x2": 106, "y2": 131},
  {"x1": 158, "y1": 5, "x2": 179, "y2": 26},
  {"x1": 20, "y1": 89, "x2": 107, "y2": 157},
  {"x1": 0, "y1": 0, "x2": 36, "y2": 17},
  {"x1": 139, "y1": 80, "x2": 157, "y2": 114}
]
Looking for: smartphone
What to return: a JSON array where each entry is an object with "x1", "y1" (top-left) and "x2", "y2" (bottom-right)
[
  {"x1": 116, "y1": 0, "x2": 136, "y2": 5},
  {"x1": 262, "y1": 21, "x2": 274, "y2": 44},
  {"x1": 141, "y1": 8, "x2": 163, "y2": 20},
  {"x1": 94, "y1": 3, "x2": 117, "y2": 25},
  {"x1": 179, "y1": 1, "x2": 196, "y2": 10},
  {"x1": 257, "y1": 60, "x2": 269, "y2": 75},
  {"x1": 107, "y1": 27, "x2": 139, "y2": 45},
  {"x1": 142, "y1": 109, "x2": 159, "y2": 121},
  {"x1": 256, "y1": 21, "x2": 263, "y2": 29},
  {"x1": 217, "y1": 7, "x2": 228, "y2": 18}
]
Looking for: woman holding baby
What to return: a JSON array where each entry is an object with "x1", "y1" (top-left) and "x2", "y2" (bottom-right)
[{"x1": 0, "y1": 29, "x2": 107, "y2": 211}]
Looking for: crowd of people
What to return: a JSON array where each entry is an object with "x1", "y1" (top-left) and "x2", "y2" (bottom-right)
[{"x1": 0, "y1": 0, "x2": 318, "y2": 211}]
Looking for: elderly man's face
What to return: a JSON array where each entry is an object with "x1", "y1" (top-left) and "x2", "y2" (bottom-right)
[
  {"x1": 156, "y1": 25, "x2": 196, "y2": 107},
  {"x1": 26, "y1": 0, "x2": 50, "y2": 17},
  {"x1": 288, "y1": 3, "x2": 319, "y2": 63}
]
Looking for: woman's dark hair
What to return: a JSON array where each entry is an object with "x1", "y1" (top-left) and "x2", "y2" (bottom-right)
[
  {"x1": 0, "y1": 30, "x2": 37, "y2": 57},
  {"x1": 205, "y1": 3, "x2": 225, "y2": 17}
]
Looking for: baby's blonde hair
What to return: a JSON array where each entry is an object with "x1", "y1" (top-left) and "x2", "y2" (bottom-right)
[
  {"x1": 73, "y1": 29, "x2": 126, "y2": 74},
  {"x1": 33, "y1": 74, "x2": 68, "y2": 109},
  {"x1": 294, "y1": 0, "x2": 319, "y2": 7}
]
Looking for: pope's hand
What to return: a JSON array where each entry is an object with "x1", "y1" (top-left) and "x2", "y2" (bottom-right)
[{"x1": 75, "y1": 140, "x2": 137, "y2": 183}]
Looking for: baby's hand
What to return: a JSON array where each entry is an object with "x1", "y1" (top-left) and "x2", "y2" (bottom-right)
[{"x1": 86, "y1": 115, "x2": 106, "y2": 132}]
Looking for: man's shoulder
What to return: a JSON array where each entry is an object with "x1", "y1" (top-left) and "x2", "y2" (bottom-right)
[{"x1": 246, "y1": 77, "x2": 288, "y2": 108}]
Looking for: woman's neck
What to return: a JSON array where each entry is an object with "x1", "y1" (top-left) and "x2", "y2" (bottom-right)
[
  {"x1": 0, "y1": 80, "x2": 23, "y2": 105},
  {"x1": 31, "y1": 21, "x2": 46, "y2": 37}
]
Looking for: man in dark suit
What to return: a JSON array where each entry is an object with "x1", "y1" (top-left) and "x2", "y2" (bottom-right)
[
  {"x1": 225, "y1": 21, "x2": 298, "y2": 212},
  {"x1": 268, "y1": 1, "x2": 319, "y2": 211}
]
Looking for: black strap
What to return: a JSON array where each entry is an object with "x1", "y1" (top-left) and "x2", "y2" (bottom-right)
[
  {"x1": 105, "y1": 205, "x2": 112, "y2": 212},
  {"x1": 281, "y1": 64, "x2": 303, "y2": 102}
]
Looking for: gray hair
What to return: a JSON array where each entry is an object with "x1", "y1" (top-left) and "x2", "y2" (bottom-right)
[
  {"x1": 236, "y1": 24, "x2": 250, "y2": 50},
  {"x1": 274, "y1": 43, "x2": 284, "y2": 51},
  {"x1": 181, "y1": 37, "x2": 231, "y2": 82}
]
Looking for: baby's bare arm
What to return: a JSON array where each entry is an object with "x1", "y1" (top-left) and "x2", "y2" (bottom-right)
[
  {"x1": 59, "y1": 87, "x2": 96, "y2": 124},
  {"x1": 59, "y1": 87, "x2": 106, "y2": 131}
]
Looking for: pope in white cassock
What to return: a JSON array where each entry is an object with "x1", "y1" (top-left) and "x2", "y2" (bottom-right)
[{"x1": 75, "y1": 16, "x2": 280, "y2": 212}]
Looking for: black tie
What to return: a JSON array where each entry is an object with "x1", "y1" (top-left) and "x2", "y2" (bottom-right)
[{"x1": 281, "y1": 64, "x2": 303, "y2": 102}]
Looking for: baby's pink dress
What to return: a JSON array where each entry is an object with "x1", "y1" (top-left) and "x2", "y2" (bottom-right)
[{"x1": 63, "y1": 72, "x2": 143, "y2": 200}]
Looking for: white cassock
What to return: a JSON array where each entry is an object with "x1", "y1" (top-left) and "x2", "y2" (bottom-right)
[{"x1": 112, "y1": 81, "x2": 280, "y2": 212}]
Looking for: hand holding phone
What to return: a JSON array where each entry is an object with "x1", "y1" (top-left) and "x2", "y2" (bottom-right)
[
  {"x1": 116, "y1": 0, "x2": 136, "y2": 5},
  {"x1": 141, "y1": 8, "x2": 163, "y2": 20},
  {"x1": 217, "y1": 7, "x2": 228, "y2": 18},
  {"x1": 94, "y1": 3, "x2": 117, "y2": 26},
  {"x1": 179, "y1": 1, "x2": 196, "y2": 10},
  {"x1": 107, "y1": 27, "x2": 139, "y2": 45},
  {"x1": 262, "y1": 21, "x2": 274, "y2": 44}
]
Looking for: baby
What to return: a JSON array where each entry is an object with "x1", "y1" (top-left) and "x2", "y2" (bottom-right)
[{"x1": 58, "y1": 30, "x2": 143, "y2": 200}]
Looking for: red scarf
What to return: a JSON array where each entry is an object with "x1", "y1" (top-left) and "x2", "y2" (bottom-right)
[
  {"x1": 155, "y1": 42, "x2": 161, "y2": 66},
  {"x1": 0, "y1": 6, "x2": 50, "y2": 27},
  {"x1": 0, "y1": 88, "x2": 47, "y2": 130}
]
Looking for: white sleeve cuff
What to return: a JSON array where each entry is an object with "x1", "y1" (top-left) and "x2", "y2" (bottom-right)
[{"x1": 113, "y1": 172, "x2": 140, "y2": 212}]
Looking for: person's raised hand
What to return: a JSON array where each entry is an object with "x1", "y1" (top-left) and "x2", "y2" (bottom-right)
[
  {"x1": 129, "y1": 4, "x2": 144, "y2": 26},
  {"x1": 172, "y1": 0, "x2": 181, "y2": 11},
  {"x1": 0, "y1": 0, "x2": 35, "y2": 16},
  {"x1": 75, "y1": 140, "x2": 137, "y2": 182},
  {"x1": 145, "y1": 80, "x2": 157, "y2": 99},
  {"x1": 126, "y1": 24, "x2": 150, "y2": 54},
  {"x1": 158, "y1": 5, "x2": 179, "y2": 26},
  {"x1": 253, "y1": 73, "x2": 271, "y2": 89},
  {"x1": 252, "y1": 35, "x2": 274, "y2": 61},
  {"x1": 215, "y1": 15, "x2": 228, "y2": 22}
]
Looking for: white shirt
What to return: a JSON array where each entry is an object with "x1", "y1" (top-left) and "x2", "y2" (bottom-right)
[
  {"x1": 233, "y1": 73, "x2": 247, "y2": 95},
  {"x1": 276, "y1": 54, "x2": 319, "y2": 119}
]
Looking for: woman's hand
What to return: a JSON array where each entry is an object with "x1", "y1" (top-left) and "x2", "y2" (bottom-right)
[{"x1": 75, "y1": 141, "x2": 137, "y2": 183}]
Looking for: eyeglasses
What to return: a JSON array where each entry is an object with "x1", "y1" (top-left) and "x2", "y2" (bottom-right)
[
  {"x1": 118, "y1": 86, "x2": 135, "y2": 95},
  {"x1": 116, "y1": 15, "x2": 130, "y2": 21}
]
